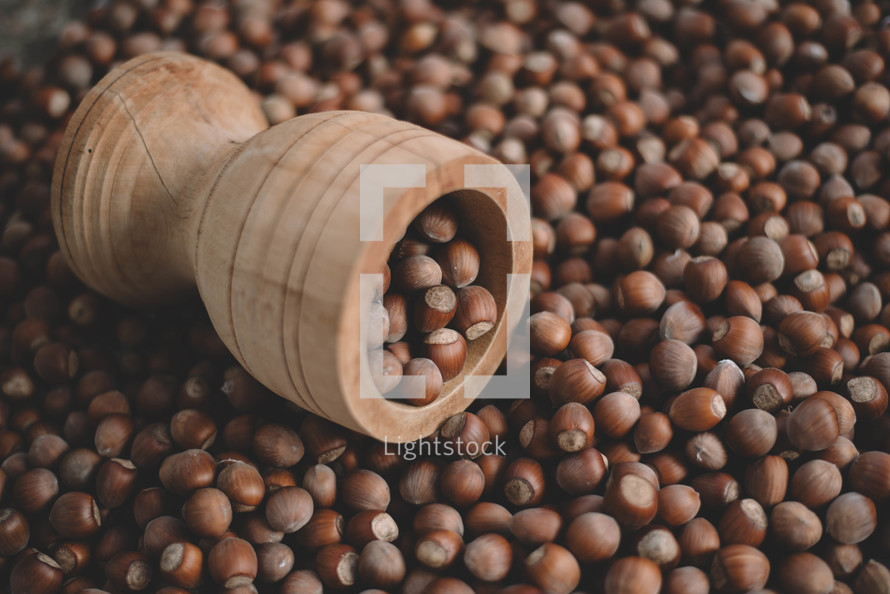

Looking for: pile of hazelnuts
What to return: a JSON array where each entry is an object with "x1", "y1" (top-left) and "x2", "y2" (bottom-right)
[
  {"x1": 4, "y1": 0, "x2": 890, "y2": 593},
  {"x1": 371, "y1": 198, "x2": 498, "y2": 404}
]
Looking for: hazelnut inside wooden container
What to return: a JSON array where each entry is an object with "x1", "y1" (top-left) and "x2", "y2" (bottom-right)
[
  {"x1": 52, "y1": 52, "x2": 531, "y2": 441},
  {"x1": 373, "y1": 191, "x2": 517, "y2": 412}
]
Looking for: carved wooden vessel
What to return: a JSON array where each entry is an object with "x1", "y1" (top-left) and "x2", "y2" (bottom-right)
[{"x1": 52, "y1": 52, "x2": 531, "y2": 440}]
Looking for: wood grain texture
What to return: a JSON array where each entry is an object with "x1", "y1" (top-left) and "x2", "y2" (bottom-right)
[{"x1": 52, "y1": 52, "x2": 532, "y2": 440}]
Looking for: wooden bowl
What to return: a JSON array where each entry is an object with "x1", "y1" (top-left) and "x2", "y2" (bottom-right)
[{"x1": 52, "y1": 52, "x2": 532, "y2": 440}]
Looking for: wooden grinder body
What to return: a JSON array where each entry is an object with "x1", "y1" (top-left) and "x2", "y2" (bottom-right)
[{"x1": 52, "y1": 52, "x2": 531, "y2": 440}]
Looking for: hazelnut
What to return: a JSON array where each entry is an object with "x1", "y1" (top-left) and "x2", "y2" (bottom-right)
[
  {"x1": 555, "y1": 447, "x2": 607, "y2": 495},
  {"x1": 634, "y1": 412, "x2": 673, "y2": 454},
  {"x1": 256, "y1": 542, "x2": 294, "y2": 584},
  {"x1": 415, "y1": 529, "x2": 462, "y2": 569},
  {"x1": 503, "y1": 458, "x2": 545, "y2": 507},
  {"x1": 718, "y1": 498, "x2": 767, "y2": 547},
  {"x1": 143, "y1": 515, "x2": 190, "y2": 558},
  {"x1": 411, "y1": 201, "x2": 459, "y2": 245},
  {"x1": 420, "y1": 328, "x2": 467, "y2": 381},
  {"x1": 780, "y1": 234, "x2": 820, "y2": 277},
  {"x1": 369, "y1": 349, "x2": 403, "y2": 394},
  {"x1": 529, "y1": 312, "x2": 572, "y2": 357},
  {"x1": 616, "y1": 271, "x2": 666, "y2": 316},
  {"x1": 777, "y1": 552, "x2": 834, "y2": 594},
  {"x1": 216, "y1": 461, "x2": 266, "y2": 512},
  {"x1": 399, "y1": 358, "x2": 443, "y2": 405},
  {"x1": 853, "y1": 560, "x2": 890, "y2": 594},
  {"x1": 133, "y1": 487, "x2": 167, "y2": 529},
  {"x1": 519, "y1": 417, "x2": 559, "y2": 460},
  {"x1": 657, "y1": 484, "x2": 701, "y2": 527},
  {"x1": 603, "y1": 358, "x2": 644, "y2": 399},
  {"x1": 160, "y1": 542, "x2": 204, "y2": 589},
  {"x1": 770, "y1": 501, "x2": 822, "y2": 551},
  {"x1": 358, "y1": 540, "x2": 406, "y2": 588},
  {"x1": 789, "y1": 459, "x2": 843, "y2": 509},
  {"x1": 823, "y1": 542, "x2": 863, "y2": 580},
  {"x1": 0, "y1": 508, "x2": 29, "y2": 555},
  {"x1": 548, "y1": 403, "x2": 594, "y2": 452},
  {"x1": 703, "y1": 359, "x2": 745, "y2": 410},
  {"x1": 593, "y1": 391, "x2": 641, "y2": 438},
  {"x1": 683, "y1": 257, "x2": 728, "y2": 303},
  {"x1": 265, "y1": 486, "x2": 313, "y2": 533},
  {"x1": 392, "y1": 255, "x2": 442, "y2": 292},
  {"x1": 712, "y1": 316, "x2": 764, "y2": 365},
  {"x1": 548, "y1": 358, "x2": 606, "y2": 406},
  {"x1": 510, "y1": 507, "x2": 561, "y2": 545},
  {"x1": 439, "y1": 412, "x2": 489, "y2": 460},
  {"x1": 686, "y1": 432, "x2": 728, "y2": 471},
  {"x1": 413, "y1": 285, "x2": 457, "y2": 333},
  {"x1": 158, "y1": 449, "x2": 217, "y2": 496},
  {"x1": 315, "y1": 544, "x2": 359, "y2": 589},
  {"x1": 725, "y1": 409, "x2": 777, "y2": 457},
  {"x1": 844, "y1": 375, "x2": 888, "y2": 420},
  {"x1": 586, "y1": 182, "x2": 635, "y2": 223},
  {"x1": 669, "y1": 387, "x2": 726, "y2": 431},
  {"x1": 745, "y1": 455, "x2": 788, "y2": 507},
  {"x1": 463, "y1": 533, "x2": 512, "y2": 582},
  {"x1": 569, "y1": 329, "x2": 615, "y2": 366},
  {"x1": 439, "y1": 459, "x2": 485, "y2": 506},
  {"x1": 735, "y1": 237, "x2": 785, "y2": 284},
  {"x1": 182, "y1": 488, "x2": 232, "y2": 537},
  {"x1": 435, "y1": 239, "x2": 480, "y2": 288},
  {"x1": 650, "y1": 339, "x2": 697, "y2": 391},
  {"x1": 826, "y1": 491, "x2": 877, "y2": 544},
  {"x1": 95, "y1": 458, "x2": 138, "y2": 508},
  {"x1": 669, "y1": 137, "x2": 719, "y2": 180},
  {"x1": 10, "y1": 553, "x2": 64, "y2": 594},
  {"x1": 382, "y1": 293, "x2": 408, "y2": 343},
  {"x1": 105, "y1": 551, "x2": 153, "y2": 592},
  {"x1": 747, "y1": 367, "x2": 793, "y2": 412},
  {"x1": 93, "y1": 413, "x2": 135, "y2": 458},
  {"x1": 710, "y1": 545, "x2": 770, "y2": 593},
  {"x1": 341, "y1": 469, "x2": 390, "y2": 511},
  {"x1": 347, "y1": 509, "x2": 399, "y2": 546},
  {"x1": 451, "y1": 286, "x2": 497, "y2": 340},
  {"x1": 787, "y1": 396, "x2": 840, "y2": 451},
  {"x1": 790, "y1": 269, "x2": 830, "y2": 312},
  {"x1": 691, "y1": 471, "x2": 741, "y2": 509},
  {"x1": 565, "y1": 512, "x2": 620, "y2": 562},
  {"x1": 663, "y1": 566, "x2": 710, "y2": 594},
  {"x1": 633, "y1": 525, "x2": 681, "y2": 571},
  {"x1": 524, "y1": 543, "x2": 581, "y2": 594},
  {"x1": 532, "y1": 291, "x2": 575, "y2": 322},
  {"x1": 208, "y1": 537, "x2": 258, "y2": 588},
  {"x1": 557, "y1": 213, "x2": 597, "y2": 256},
  {"x1": 252, "y1": 424, "x2": 304, "y2": 468},
  {"x1": 302, "y1": 464, "x2": 337, "y2": 509},
  {"x1": 679, "y1": 517, "x2": 720, "y2": 567},
  {"x1": 413, "y1": 503, "x2": 464, "y2": 538},
  {"x1": 295, "y1": 508, "x2": 343, "y2": 551},
  {"x1": 532, "y1": 173, "x2": 577, "y2": 221},
  {"x1": 169, "y1": 408, "x2": 217, "y2": 450},
  {"x1": 778, "y1": 311, "x2": 831, "y2": 357},
  {"x1": 49, "y1": 491, "x2": 101, "y2": 539},
  {"x1": 603, "y1": 463, "x2": 658, "y2": 529}
]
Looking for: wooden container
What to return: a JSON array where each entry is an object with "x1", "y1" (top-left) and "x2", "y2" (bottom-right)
[{"x1": 52, "y1": 53, "x2": 531, "y2": 440}]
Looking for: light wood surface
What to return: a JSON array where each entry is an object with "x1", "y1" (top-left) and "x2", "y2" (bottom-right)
[{"x1": 52, "y1": 52, "x2": 532, "y2": 440}]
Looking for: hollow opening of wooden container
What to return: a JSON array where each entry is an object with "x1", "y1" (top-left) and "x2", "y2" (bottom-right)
[
  {"x1": 345, "y1": 180, "x2": 527, "y2": 441},
  {"x1": 385, "y1": 188, "x2": 512, "y2": 397}
]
